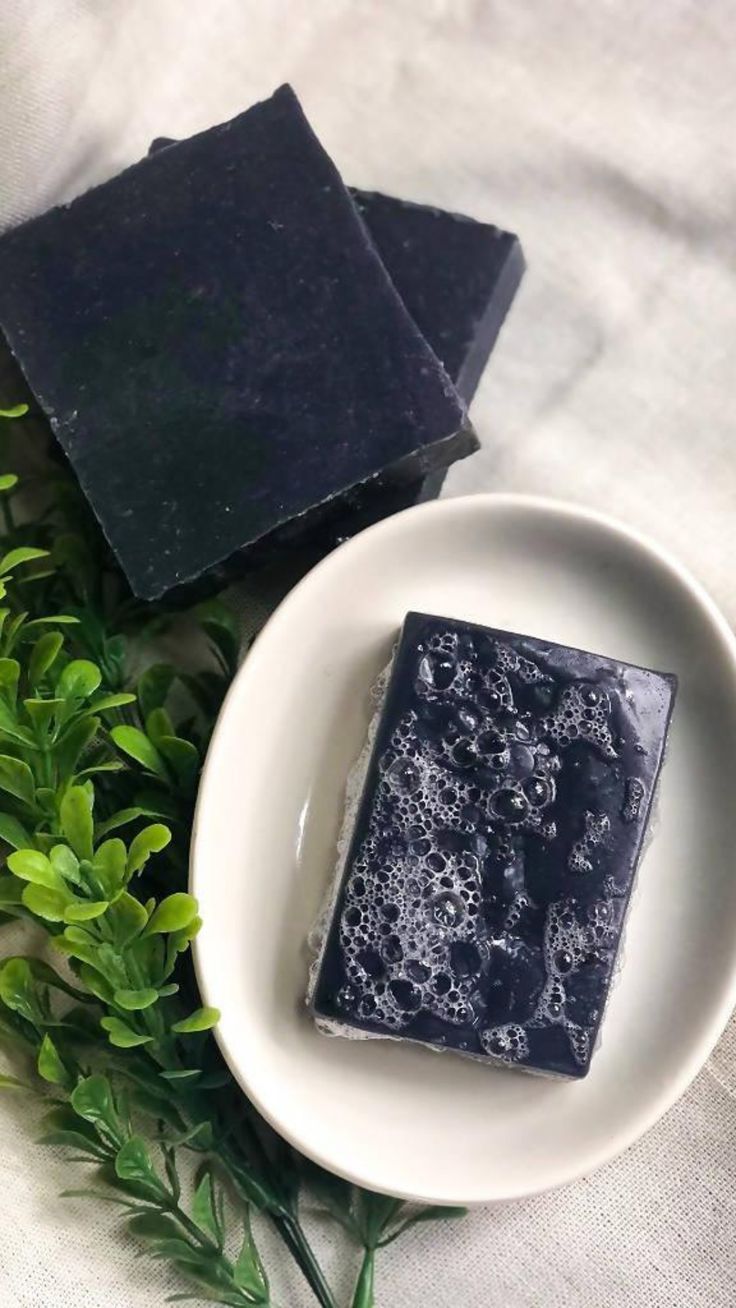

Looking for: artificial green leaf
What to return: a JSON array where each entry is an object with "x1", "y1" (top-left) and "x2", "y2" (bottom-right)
[
  {"x1": 0, "y1": 699, "x2": 36, "y2": 746},
  {"x1": 0, "y1": 403, "x2": 28, "y2": 419},
  {"x1": 88, "y1": 692, "x2": 136, "y2": 714},
  {"x1": 7, "y1": 849, "x2": 60, "y2": 888},
  {"x1": 127, "y1": 1211, "x2": 186, "y2": 1245},
  {"x1": 354, "y1": 1192, "x2": 404, "y2": 1248},
  {"x1": 0, "y1": 755, "x2": 35, "y2": 806},
  {"x1": 91, "y1": 838, "x2": 127, "y2": 898},
  {"x1": 233, "y1": 1211, "x2": 269, "y2": 1300},
  {"x1": 93, "y1": 807, "x2": 144, "y2": 839},
  {"x1": 114, "y1": 988, "x2": 158, "y2": 1011},
  {"x1": 63, "y1": 899, "x2": 109, "y2": 923},
  {"x1": 53, "y1": 928, "x2": 99, "y2": 970},
  {"x1": 49, "y1": 844, "x2": 83, "y2": 886},
  {"x1": 106, "y1": 891, "x2": 148, "y2": 947},
  {"x1": 192, "y1": 1170, "x2": 221, "y2": 1245},
  {"x1": 0, "y1": 813, "x2": 32, "y2": 849},
  {"x1": 28, "y1": 631, "x2": 64, "y2": 687},
  {"x1": 196, "y1": 599, "x2": 240, "y2": 670},
  {"x1": 94, "y1": 943, "x2": 128, "y2": 989},
  {"x1": 0, "y1": 658, "x2": 20, "y2": 705},
  {"x1": 56, "y1": 659, "x2": 102, "y2": 701},
  {"x1": 37, "y1": 1033, "x2": 70, "y2": 1086},
  {"x1": 60, "y1": 786, "x2": 94, "y2": 860},
  {"x1": 0, "y1": 957, "x2": 43, "y2": 1023},
  {"x1": 171, "y1": 1007, "x2": 219, "y2": 1034},
  {"x1": 0, "y1": 474, "x2": 18, "y2": 492},
  {"x1": 137, "y1": 663, "x2": 175, "y2": 722},
  {"x1": 22, "y1": 614, "x2": 80, "y2": 630},
  {"x1": 23, "y1": 697, "x2": 64, "y2": 732},
  {"x1": 127, "y1": 823, "x2": 171, "y2": 876},
  {"x1": 114, "y1": 1137, "x2": 166, "y2": 1196},
  {"x1": 111, "y1": 726, "x2": 167, "y2": 778},
  {"x1": 0, "y1": 547, "x2": 49, "y2": 576},
  {"x1": 159, "y1": 1070, "x2": 201, "y2": 1083},
  {"x1": 145, "y1": 706, "x2": 174, "y2": 746},
  {"x1": 70, "y1": 1074, "x2": 122, "y2": 1146},
  {"x1": 22, "y1": 882, "x2": 70, "y2": 921},
  {"x1": 55, "y1": 716, "x2": 99, "y2": 778},
  {"x1": 101, "y1": 1016, "x2": 152, "y2": 1049},
  {"x1": 128, "y1": 934, "x2": 165, "y2": 987},
  {"x1": 77, "y1": 964, "x2": 113, "y2": 1004},
  {"x1": 158, "y1": 736, "x2": 200, "y2": 786},
  {"x1": 145, "y1": 893, "x2": 198, "y2": 936}
]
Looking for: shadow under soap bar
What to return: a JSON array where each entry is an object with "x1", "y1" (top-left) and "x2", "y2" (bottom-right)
[
  {"x1": 0, "y1": 85, "x2": 475, "y2": 601},
  {"x1": 311, "y1": 612, "x2": 676, "y2": 1079}
]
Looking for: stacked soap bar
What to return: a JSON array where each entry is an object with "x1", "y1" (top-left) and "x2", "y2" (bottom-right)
[
  {"x1": 0, "y1": 85, "x2": 480, "y2": 601},
  {"x1": 311, "y1": 611, "x2": 676, "y2": 1079},
  {"x1": 149, "y1": 138, "x2": 525, "y2": 511}
]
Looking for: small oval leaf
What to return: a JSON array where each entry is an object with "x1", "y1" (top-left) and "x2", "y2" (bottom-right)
[
  {"x1": 113, "y1": 987, "x2": 159, "y2": 1011},
  {"x1": 145, "y1": 893, "x2": 198, "y2": 936},
  {"x1": 171, "y1": 1006, "x2": 220, "y2": 1034}
]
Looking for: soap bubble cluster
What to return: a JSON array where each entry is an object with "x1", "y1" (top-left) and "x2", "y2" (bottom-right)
[
  {"x1": 568, "y1": 810, "x2": 611, "y2": 875},
  {"x1": 622, "y1": 776, "x2": 645, "y2": 823},
  {"x1": 331, "y1": 626, "x2": 640, "y2": 1072},
  {"x1": 542, "y1": 682, "x2": 617, "y2": 759}
]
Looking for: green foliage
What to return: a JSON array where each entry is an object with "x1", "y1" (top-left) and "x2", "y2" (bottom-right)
[{"x1": 0, "y1": 402, "x2": 464, "y2": 1308}]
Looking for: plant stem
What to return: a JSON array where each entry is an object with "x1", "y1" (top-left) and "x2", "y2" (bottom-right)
[
  {"x1": 276, "y1": 1212, "x2": 337, "y2": 1308},
  {"x1": 225, "y1": 1152, "x2": 337, "y2": 1308},
  {"x1": 351, "y1": 1248, "x2": 375, "y2": 1308}
]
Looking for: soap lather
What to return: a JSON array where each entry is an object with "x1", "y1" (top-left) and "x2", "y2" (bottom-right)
[{"x1": 310, "y1": 612, "x2": 676, "y2": 1080}]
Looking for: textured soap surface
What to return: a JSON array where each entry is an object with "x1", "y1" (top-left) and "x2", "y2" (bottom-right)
[
  {"x1": 149, "y1": 137, "x2": 524, "y2": 515},
  {"x1": 311, "y1": 612, "x2": 676, "y2": 1079},
  {"x1": 351, "y1": 190, "x2": 524, "y2": 406},
  {"x1": 0, "y1": 85, "x2": 475, "y2": 601},
  {"x1": 149, "y1": 139, "x2": 524, "y2": 408}
]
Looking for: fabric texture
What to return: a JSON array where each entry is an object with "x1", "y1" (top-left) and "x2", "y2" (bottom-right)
[{"x1": 1, "y1": 3, "x2": 735, "y2": 1305}]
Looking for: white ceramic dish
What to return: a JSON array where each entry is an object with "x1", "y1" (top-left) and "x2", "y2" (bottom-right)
[{"x1": 191, "y1": 494, "x2": 736, "y2": 1205}]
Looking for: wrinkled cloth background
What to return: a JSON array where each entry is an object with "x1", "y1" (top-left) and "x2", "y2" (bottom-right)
[{"x1": 1, "y1": 3, "x2": 735, "y2": 1306}]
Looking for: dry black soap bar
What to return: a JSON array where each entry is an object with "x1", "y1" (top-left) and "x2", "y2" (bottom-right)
[
  {"x1": 351, "y1": 191, "x2": 524, "y2": 407},
  {"x1": 0, "y1": 86, "x2": 475, "y2": 601},
  {"x1": 149, "y1": 138, "x2": 524, "y2": 515},
  {"x1": 148, "y1": 140, "x2": 524, "y2": 408},
  {"x1": 312, "y1": 612, "x2": 676, "y2": 1079}
]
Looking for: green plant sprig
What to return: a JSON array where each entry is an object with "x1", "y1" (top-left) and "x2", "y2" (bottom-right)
[{"x1": 0, "y1": 401, "x2": 465, "y2": 1307}]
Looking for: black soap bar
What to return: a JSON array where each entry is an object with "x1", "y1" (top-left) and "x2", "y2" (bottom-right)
[
  {"x1": 0, "y1": 86, "x2": 475, "y2": 601},
  {"x1": 311, "y1": 612, "x2": 676, "y2": 1079},
  {"x1": 351, "y1": 191, "x2": 524, "y2": 407},
  {"x1": 149, "y1": 139, "x2": 524, "y2": 408},
  {"x1": 150, "y1": 136, "x2": 524, "y2": 514}
]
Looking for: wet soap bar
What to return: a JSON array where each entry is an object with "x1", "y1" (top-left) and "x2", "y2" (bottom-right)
[
  {"x1": 311, "y1": 612, "x2": 676, "y2": 1079},
  {"x1": 0, "y1": 86, "x2": 475, "y2": 602}
]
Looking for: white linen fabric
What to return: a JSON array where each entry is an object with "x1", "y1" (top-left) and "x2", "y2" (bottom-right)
[{"x1": 1, "y1": 3, "x2": 735, "y2": 1305}]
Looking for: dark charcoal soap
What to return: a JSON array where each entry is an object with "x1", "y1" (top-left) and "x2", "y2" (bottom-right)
[
  {"x1": 148, "y1": 139, "x2": 524, "y2": 408},
  {"x1": 149, "y1": 138, "x2": 524, "y2": 514},
  {"x1": 351, "y1": 190, "x2": 524, "y2": 407},
  {"x1": 0, "y1": 86, "x2": 475, "y2": 601},
  {"x1": 312, "y1": 612, "x2": 676, "y2": 1079}
]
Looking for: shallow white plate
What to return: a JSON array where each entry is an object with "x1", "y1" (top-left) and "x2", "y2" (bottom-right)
[{"x1": 191, "y1": 494, "x2": 736, "y2": 1204}]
